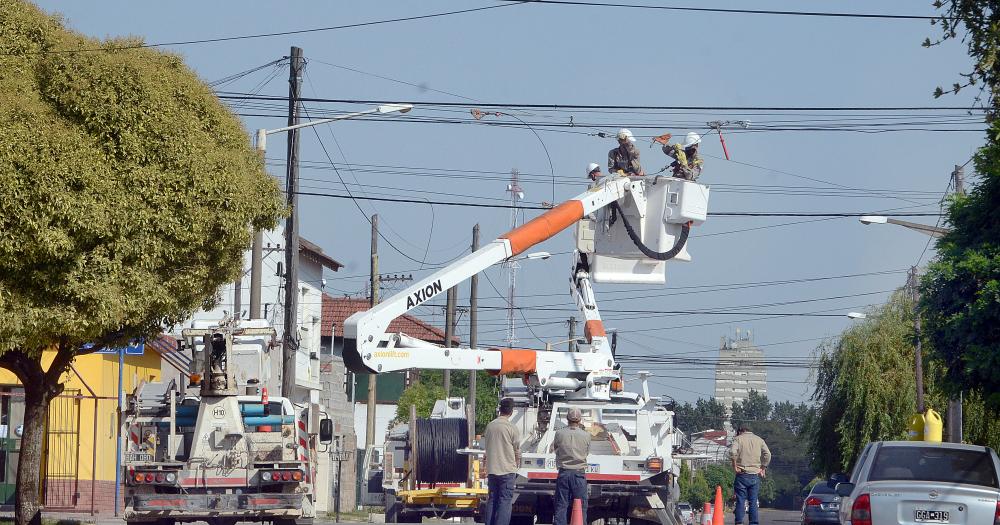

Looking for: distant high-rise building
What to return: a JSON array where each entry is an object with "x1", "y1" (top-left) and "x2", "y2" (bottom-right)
[{"x1": 714, "y1": 328, "x2": 767, "y2": 413}]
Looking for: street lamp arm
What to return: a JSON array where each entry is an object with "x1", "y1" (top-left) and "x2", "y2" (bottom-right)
[
  {"x1": 885, "y1": 218, "x2": 950, "y2": 238},
  {"x1": 254, "y1": 103, "x2": 413, "y2": 151}
]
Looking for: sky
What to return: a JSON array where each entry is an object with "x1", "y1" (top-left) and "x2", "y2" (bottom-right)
[{"x1": 32, "y1": 0, "x2": 983, "y2": 405}]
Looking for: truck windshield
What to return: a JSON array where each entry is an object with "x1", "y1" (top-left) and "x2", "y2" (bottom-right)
[{"x1": 868, "y1": 446, "x2": 999, "y2": 488}]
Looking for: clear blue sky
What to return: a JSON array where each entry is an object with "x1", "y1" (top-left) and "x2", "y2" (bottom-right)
[{"x1": 34, "y1": 0, "x2": 982, "y2": 405}]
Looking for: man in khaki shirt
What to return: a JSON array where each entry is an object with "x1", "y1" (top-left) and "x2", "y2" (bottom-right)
[
  {"x1": 729, "y1": 426, "x2": 771, "y2": 525},
  {"x1": 553, "y1": 408, "x2": 590, "y2": 525},
  {"x1": 483, "y1": 398, "x2": 521, "y2": 525}
]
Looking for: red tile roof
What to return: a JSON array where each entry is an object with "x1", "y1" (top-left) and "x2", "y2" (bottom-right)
[{"x1": 322, "y1": 295, "x2": 459, "y2": 345}]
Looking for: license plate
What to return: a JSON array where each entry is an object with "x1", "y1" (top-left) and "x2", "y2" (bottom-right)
[
  {"x1": 126, "y1": 452, "x2": 153, "y2": 462},
  {"x1": 822, "y1": 503, "x2": 839, "y2": 510},
  {"x1": 915, "y1": 509, "x2": 949, "y2": 523},
  {"x1": 586, "y1": 464, "x2": 600, "y2": 473}
]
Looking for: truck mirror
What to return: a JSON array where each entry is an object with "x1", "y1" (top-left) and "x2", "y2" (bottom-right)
[{"x1": 320, "y1": 418, "x2": 333, "y2": 444}]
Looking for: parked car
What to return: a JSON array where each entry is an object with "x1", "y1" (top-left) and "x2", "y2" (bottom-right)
[
  {"x1": 676, "y1": 502, "x2": 693, "y2": 524},
  {"x1": 833, "y1": 440, "x2": 1000, "y2": 525},
  {"x1": 800, "y1": 482, "x2": 840, "y2": 524}
]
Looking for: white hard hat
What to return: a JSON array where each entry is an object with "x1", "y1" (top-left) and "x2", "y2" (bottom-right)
[
  {"x1": 617, "y1": 128, "x2": 635, "y2": 143},
  {"x1": 587, "y1": 162, "x2": 600, "y2": 175},
  {"x1": 683, "y1": 132, "x2": 702, "y2": 148}
]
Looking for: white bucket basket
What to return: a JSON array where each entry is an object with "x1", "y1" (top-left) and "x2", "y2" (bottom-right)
[{"x1": 583, "y1": 176, "x2": 710, "y2": 284}]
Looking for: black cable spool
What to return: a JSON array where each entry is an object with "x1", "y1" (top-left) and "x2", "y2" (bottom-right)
[{"x1": 413, "y1": 418, "x2": 469, "y2": 485}]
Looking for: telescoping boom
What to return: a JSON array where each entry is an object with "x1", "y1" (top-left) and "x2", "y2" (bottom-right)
[{"x1": 343, "y1": 172, "x2": 709, "y2": 400}]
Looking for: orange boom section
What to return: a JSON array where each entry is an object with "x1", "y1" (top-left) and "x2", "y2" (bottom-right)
[
  {"x1": 584, "y1": 320, "x2": 606, "y2": 341},
  {"x1": 500, "y1": 200, "x2": 584, "y2": 256},
  {"x1": 488, "y1": 349, "x2": 538, "y2": 375}
]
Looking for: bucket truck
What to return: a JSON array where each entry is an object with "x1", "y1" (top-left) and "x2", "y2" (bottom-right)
[
  {"x1": 122, "y1": 319, "x2": 334, "y2": 525},
  {"x1": 346, "y1": 173, "x2": 710, "y2": 525}
]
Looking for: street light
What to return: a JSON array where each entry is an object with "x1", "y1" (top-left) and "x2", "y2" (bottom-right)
[
  {"x1": 858, "y1": 215, "x2": 950, "y2": 238},
  {"x1": 525, "y1": 251, "x2": 551, "y2": 260},
  {"x1": 246, "y1": 102, "x2": 413, "y2": 402},
  {"x1": 846, "y1": 312, "x2": 867, "y2": 320},
  {"x1": 254, "y1": 103, "x2": 413, "y2": 152}
]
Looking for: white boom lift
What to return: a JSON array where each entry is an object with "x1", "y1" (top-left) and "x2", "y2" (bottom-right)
[
  {"x1": 343, "y1": 173, "x2": 709, "y2": 398},
  {"x1": 347, "y1": 171, "x2": 710, "y2": 525}
]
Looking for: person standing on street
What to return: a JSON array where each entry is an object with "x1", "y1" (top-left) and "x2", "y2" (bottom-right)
[
  {"x1": 552, "y1": 408, "x2": 591, "y2": 525},
  {"x1": 729, "y1": 425, "x2": 772, "y2": 525},
  {"x1": 483, "y1": 398, "x2": 521, "y2": 525}
]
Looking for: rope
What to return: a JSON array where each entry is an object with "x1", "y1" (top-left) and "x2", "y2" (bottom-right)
[
  {"x1": 610, "y1": 201, "x2": 691, "y2": 260},
  {"x1": 414, "y1": 418, "x2": 469, "y2": 484}
]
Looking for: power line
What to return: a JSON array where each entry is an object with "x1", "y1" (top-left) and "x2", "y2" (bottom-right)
[
  {"x1": 1, "y1": 3, "x2": 529, "y2": 56},
  {"x1": 292, "y1": 189, "x2": 942, "y2": 216},
  {"x1": 218, "y1": 93, "x2": 983, "y2": 112},
  {"x1": 503, "y1": 0, "x2": 946, "y2": 20}
]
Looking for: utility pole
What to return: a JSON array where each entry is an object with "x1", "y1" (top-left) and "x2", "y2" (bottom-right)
[
  {"x1": 468, "y1": 224, "x2": 479, "y2": 488},
  {"x1": 443, "y1": 286, "x2": 457, "y2": 396},
  {"x1": 949, "y1": 164, "x2": 965, "y2": 442},
  {"x1": 366, "y1": 214, "x2": 379, "y2": 452},
  {"x1": 567, "y1": 317, "x2": 578, "y2": 352},
  {"x1": 281, "y1": 46, "x2": 305, "y2": 399},
  {"x1": 233, "y1": 276, "x2": 242, "y2": 318},
  {"x1": 908, "y1": 266, "x2": 925, "y2": 413}
]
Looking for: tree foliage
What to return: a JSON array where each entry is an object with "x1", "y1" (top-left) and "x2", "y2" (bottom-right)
[
  {"x1": 731, "y1": 390, "x2": 770, "y2": 424},
  {"x1": 920, "y1": 121, "x2": 1000, "y2": 408},
  {"x1": 927, "y1": 1, "x2": 1000, "y2": 105},
  {"x1": 0, "y1": 2, "x2": 282, "y2": 523},
  {"x1": 395, "y1": 371, "x2": 499, "y2": 433},
  {"x1": 810, "y1": 291, "x2": 919, "y2": 475},
  {"x1": 674, "y1": 397, "x2": 728, "y2": 436}
]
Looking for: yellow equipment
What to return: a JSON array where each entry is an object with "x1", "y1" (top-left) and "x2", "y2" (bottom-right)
[{"x1": 923, "y1": 408, "x2": 943, "y2": 442}]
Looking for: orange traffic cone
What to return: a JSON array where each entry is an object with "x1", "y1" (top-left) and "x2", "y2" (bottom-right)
[
  {"x1": 711, "y1": 486, "x2": 724, "y2": 525},
  {"x1": 700, "y1": 503, "x2": 713, "y2": 525},
  {"x1": 570, "y1": 498, "x2": 584, "y2": 525}
]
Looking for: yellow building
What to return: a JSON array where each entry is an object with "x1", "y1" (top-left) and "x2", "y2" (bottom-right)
[{"x1": 0, "y1": 339, "x2": 166, "y2": 514}]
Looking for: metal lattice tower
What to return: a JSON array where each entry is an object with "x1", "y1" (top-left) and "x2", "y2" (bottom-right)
[{"x1": 504, "y1": 169, "x2": 524, "y2": 346}]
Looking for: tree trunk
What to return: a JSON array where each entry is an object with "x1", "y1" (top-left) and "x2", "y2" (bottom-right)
[
  {"x1": 0, "y1": 346, "x2": 75, "y2": 525},
  {"x1": 15, "y1": 377, "x2": 50, "y2": 525}
]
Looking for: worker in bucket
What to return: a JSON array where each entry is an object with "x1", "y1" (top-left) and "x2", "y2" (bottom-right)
[
  {"x1": 608, "y1": 128, "x2": 644, "y2": 176},
  {"x1": 483, "y1": 397, "x2": 521, "y2": 525},
  {"x1": 552, "y1": 407, "x2": 591, "y2": 525},
  {"x1": 662, "y1": 131, "x2": 703, "y2": 180},
  {"x1": 586, "y1": 162, "x2": 602, "y2": 182}
]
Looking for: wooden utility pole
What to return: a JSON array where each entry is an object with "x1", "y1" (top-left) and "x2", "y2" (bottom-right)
[
  {"x1": 949, "y1": 164, "x2": 965, "y2": 442},
  {"x1": 281, "y1": 46, "x2": 305, "y2": 399},
  {"x1": 468, "y1": 224, "x2": 480, "y2": 487},
  {"x1": 443, "y1": 285, "x2": 457, "y2": 396},
  {"x1": 366, "y1": 214, "x2": 379, "y2": 451},
  {"x1": 909, "y1": 266, "x2": 925, "y2": 413}
]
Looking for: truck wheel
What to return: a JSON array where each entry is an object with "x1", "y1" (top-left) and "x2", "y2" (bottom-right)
[{"x1": 510, "y1": 516, "x2": 534, "y2": 525}]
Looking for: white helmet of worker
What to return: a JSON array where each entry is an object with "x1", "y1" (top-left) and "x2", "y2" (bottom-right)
[
  {"x1": 683, "y1": 132, "x2": 702, "y2": 148},
  {"x1": 587, "y1": 162, "x2": 600, "y2": 176},
  {"x1": 617, "y1": 128, "x2": 635, "y2": 143}
]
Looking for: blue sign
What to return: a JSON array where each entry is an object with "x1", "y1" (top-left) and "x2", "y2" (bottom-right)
[{"x1": 91, "y1": 340, "x2": 145, "y2": 355}]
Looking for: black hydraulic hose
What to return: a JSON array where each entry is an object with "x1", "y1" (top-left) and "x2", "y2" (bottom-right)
[
  {"x1": 414, "y1": 418, "x2": 469, "y2": 485},
  {"x1": 610, "y1": 201, "x2": 692, "y2": 260}
]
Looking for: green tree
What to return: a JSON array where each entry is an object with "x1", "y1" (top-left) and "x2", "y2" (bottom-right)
[
  {"x1": 395, "y1": 370, "x2": 499, "y2": 433},
  {"x1": 679, "y1": 462, "x2": 712, "y2": 509},
  {"x1": 810, "y1": 291, "x2": 921, "y2": 475},
  {"x1": 919, "y1": 121, "x2": 1000, "y2": 407},
  {"x1": 731, "y1": 390, "x2": 771, "y2": 425},
  {"x1": 0, "y1": 3, "x2": 282, "y2": 524},
  {"x1": 674, "y1": 398, "x2": 728, "y2": 437},
  {"x1": 926, "y1": 1, "x2": 1000, "y2": 105},
  {"x1": 703, "y1": 463, "x2": 735, "y2": 504}
]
